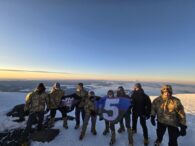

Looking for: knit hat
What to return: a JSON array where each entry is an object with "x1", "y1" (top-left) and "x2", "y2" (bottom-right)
[
  {"x1": 88, "y1": 91, "x2": 95, "y2": 96},
  {"x1": 78, "y1": 82, "x2": 83, "y2": 87},
  {"x1": 134, "y1": 83, "x2": 142, "y2": 89},
  {"x1": 161, "y1": 84, "x2": 172, "y2": 95},
  {"x1": 53, "y1": 82, "x2": 60, "y2": 89}
]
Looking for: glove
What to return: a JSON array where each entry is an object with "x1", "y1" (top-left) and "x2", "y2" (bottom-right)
[
  {"x1": 151, "y1": 116, "x2": 156, "y2": 126},
  {"x1": 180, "y1": 125, "x2": 187, "y2": 136}
]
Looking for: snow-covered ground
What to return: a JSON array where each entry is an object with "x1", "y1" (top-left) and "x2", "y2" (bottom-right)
[{"x1": 0, "y1": 92, "x2": 195, "y2": 146}]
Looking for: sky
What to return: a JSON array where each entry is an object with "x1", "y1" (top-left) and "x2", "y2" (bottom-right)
[{"x1": 0, "y1": 0, "x2": 195, "y2": 83}]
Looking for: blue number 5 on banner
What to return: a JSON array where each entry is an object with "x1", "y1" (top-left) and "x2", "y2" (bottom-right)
[
  {"x1": 96, "y1": 97, "x2": 132, "y2": 124},
  {"x1": 103, "y1": 98, "x2": 119, "y2": 121}
]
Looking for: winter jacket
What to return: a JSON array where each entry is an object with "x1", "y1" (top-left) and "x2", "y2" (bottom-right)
[
  {"x1": 24, "y1": 90, "x2": 49, "y2": 113},
  {"x1": 48, "y1": 89, "x2": 65, "y2": 109},
  {"x1": 151, "y1": 95, "x2": 187, "y2": 127},
  {"x1": 131, "y1": 90, "x2": 151, "y2": 116},
  {"x1": 117, "y1": 93, "x2": 130, "y2": 99},
  {"x1": 76, "y1": 89, "x2": 88, "y2": 108},
  {"x1": 84, "y1": 96, "x2": 101, "y2": 114}
]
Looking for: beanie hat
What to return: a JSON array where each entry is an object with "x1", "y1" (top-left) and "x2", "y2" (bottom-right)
[
  {"x1": 134, "y1": 83, "x2": 142, "y2": 89},
  {"x1": 53, "y1": 82, "x2": 60, "y2": 89},
  {"x1": 161, "y1": 84, "x2": 172, "y2": 95}
]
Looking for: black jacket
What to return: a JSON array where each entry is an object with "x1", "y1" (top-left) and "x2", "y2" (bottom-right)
[{"x1": 131, "y1": 89, "x2": 151, "y2": 116}]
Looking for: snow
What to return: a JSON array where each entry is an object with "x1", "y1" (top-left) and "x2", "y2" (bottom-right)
[{"x1": 0, "y1": 92, "x2": 195, "y2": 146}]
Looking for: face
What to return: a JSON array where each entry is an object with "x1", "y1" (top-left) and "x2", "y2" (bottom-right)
[
  {"x1": 134, "y1": 87, "x2": 140, "y2": 91},
  {"x1": 76, "y1": 85, "x2": 82, "y2": 91},
  {"x1": 108, "y1": 92, "x2": 114, "y2": 98},
  {"x1": 88, "y1": 92, "x2": 95, "y2": 97},
  {"x1": 162, "y1": 89, "x2": 171, "y2": 98},
  {"x1": 37, "y1": 86, "x2": 45, "y2": 93},
  {"x1": 118, "y1": 88, "x2": 123, "y2": 93}
]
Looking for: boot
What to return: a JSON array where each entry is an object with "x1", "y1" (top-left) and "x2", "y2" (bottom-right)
[
  {"x1": 128, "y1": 128, "x2": 134, "y2": 146},
  {"x1": 75, "y1": 124, "x2": 80, "y2": 129},
  {"x1": 131, "y1": 128, "x2": 137, "y2": 134},
  {"x1": 91, "y1": 128, "x2": 97, "y2": 135},
  {"x1": 63, "y1": 117, "x2": 68, "y2": 129},
  {"x1": 103, "y1": 128, "x2": 110, "y2": 135},
  {"x1": 109, "y1": 131, "x2": 116, "y2": 145},
  {"x1": 103, "y1": 121, "x2": 110, "y2": 135},
  {"x1": 118, "y1": 125, "x2": 125, "y2": 133},
  {"x1": 144, "y1": 138, "x2": 149, "y2": 145},
  {"x1": 154, "y1": 139, "x2": 161, "y2": 146},
  {"x1": 20, "y1": 133, "x2": 30, "y2": 146},
  {"x1": 118, "y1": 127, "x2": 125, "y2": 133},
  {"x1": 21, "y1": 142, "x2": 30, "y2": 146},
  {"x1": 79, "y1": 132, "x2": 85, "y2": 140},
  {"x1": 47, "y1": 118, "x2": 55, "y2": 128}
]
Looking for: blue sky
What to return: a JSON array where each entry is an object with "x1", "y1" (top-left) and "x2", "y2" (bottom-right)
[{"x1": 0, "y1": 0, "x2": 195, "y2": 83}]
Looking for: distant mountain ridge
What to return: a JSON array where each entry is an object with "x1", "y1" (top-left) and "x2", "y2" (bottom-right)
[{"x1": 0, "y1": 80, "x2": 195, "y2": 96}]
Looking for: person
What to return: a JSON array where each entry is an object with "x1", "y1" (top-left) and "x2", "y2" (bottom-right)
[
  {"x1": 117, "y1": 86, "x2": 134, "y2": 146},
  {"x1": 102, "y1": 90, "x2": 116, "y2": 145},
  {"x1": 63, "y1": 83, "x2": 88, "y2": 129},
  {"x1": 22, "y1": 83, "x2": 49, "y2": 141},
  {"x1": 131, "y1": 83, "x2": 151, "y2": 145},
  {"x1": 151, "y1": 85, "x2": 187, "y2": 146},
  {"x1": 74, "y1": 83, "x2": 88, "y2": 129},
  {"x1": 117, "y1": 86, "x2": 132, "y2": 133},
  {"x1": 47, "y1": 83, "x2": 66, "y2": 128},
  {"x1": 79, "y1": 91, "x2": 101, "y2": 140}
]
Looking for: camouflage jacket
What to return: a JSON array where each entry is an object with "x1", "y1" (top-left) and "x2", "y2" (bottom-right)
[
  {"x1": 84, "y1": 96, "x2": 101, "y2": 114},
  {"x1": 24, "y1": 90, "x2": 49, "y2": 113},
  {"x1": 48, "y1": 89, "x2": 65, "y2": 109},
  {"x1": 151, "y1": 95, "x2": 186, "y2": 127},
  {"x1": 76, "y1": 89, "x2": 88, "y2": 108}
]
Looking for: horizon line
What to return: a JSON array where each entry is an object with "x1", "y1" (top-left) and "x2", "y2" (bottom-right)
[
  {"x1": 0, "y1": 68, "x2": 77, "y2": 75},
  {"x1": 0, "y1": 68, "x2": 195, "y2": 85}
]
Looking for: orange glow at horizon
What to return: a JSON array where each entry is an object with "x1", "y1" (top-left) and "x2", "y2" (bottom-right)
[
  {"x1": 0, "y1": 71, "x2": 195, "y2": 84},
  {"x1": 0, "y1": 71, "x2": 126, "y2": 81}
]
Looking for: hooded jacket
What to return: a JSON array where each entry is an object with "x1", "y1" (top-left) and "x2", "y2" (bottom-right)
[
  {"x1": 48, "y1": 88, "x2": 65, "y2": 109},
  {"x1": 131, "y1": 89, "x2": 151, "y2": 116},
  {"x1": 151, "y1": 95, "x2": 186, "y2": 127},
  {"x1": 24, "y1": 90, "x2": 49, "y2": 113}
]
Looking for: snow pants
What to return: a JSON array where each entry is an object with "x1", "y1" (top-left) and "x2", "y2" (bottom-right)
[{"x1": 156, "y1": 122, "x2": 180, "y2": 146}]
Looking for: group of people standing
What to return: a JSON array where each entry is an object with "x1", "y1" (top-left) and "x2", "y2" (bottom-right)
[{"x1": 22, "y1": 82, "x2": 187, "y2": 146}]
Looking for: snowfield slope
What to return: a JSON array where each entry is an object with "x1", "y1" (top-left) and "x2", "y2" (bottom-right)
[{"x1": 0, "y1": 92, "x2": 194, "y2": 146}]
